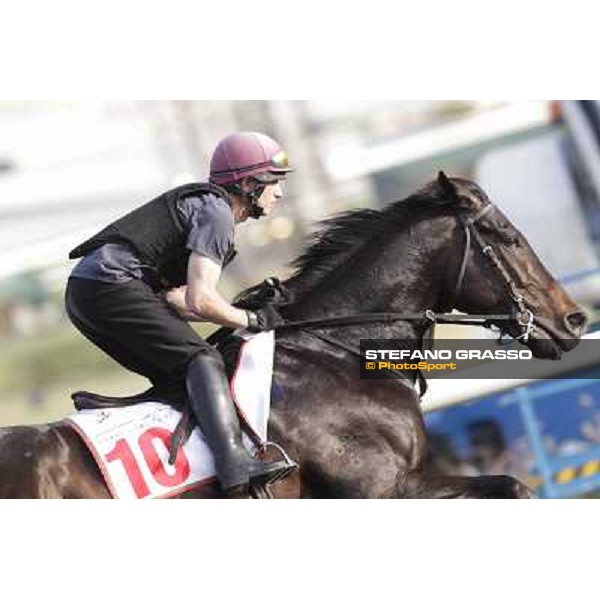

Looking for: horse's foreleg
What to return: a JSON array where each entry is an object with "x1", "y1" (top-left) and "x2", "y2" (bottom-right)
[{"x1": 398, "y1": 472, "x2": 535, "y2": 499}]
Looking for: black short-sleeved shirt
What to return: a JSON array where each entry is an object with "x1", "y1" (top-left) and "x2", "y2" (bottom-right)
[{"x1": 70, "y1": 192, "x2": 235, "y2": 284}]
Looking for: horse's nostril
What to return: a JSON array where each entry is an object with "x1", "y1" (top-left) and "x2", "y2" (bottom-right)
[{"x1": 564, "y1": 310, "x2": 588, "y2": 335}]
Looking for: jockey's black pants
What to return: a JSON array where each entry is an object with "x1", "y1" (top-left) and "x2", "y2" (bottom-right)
[{"x1": 65, "y1": 277, "x2": 218, "y2": 395}]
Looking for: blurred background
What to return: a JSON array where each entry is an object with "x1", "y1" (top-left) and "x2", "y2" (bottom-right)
[{"x1": 2, "y1": 99, "x2": 600, "y2": 497}]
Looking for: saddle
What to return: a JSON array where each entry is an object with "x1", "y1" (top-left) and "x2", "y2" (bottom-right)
[{"x1": 72, "y1": 387, "x2": 186, "y2": 411}]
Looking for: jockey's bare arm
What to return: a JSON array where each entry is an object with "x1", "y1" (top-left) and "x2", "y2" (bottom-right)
[
  {"x1": 165, "y1": 252, "x2": 249, "y2": 329},
  {"x1": 161, "y1": 285, "x2": 198, "y2": 321}
]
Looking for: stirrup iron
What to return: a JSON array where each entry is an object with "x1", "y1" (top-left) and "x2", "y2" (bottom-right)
[{"x1": 252, "y1": 441, "x2": 298, "y2": 486}]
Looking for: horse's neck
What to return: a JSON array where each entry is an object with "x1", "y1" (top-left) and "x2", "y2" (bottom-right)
[{"x1": 285, "y1": 222, "x2": 444, "y2": 331}]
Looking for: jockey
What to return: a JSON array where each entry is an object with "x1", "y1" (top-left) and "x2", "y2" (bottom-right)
[{"x1": 65, "y1": 131, "x2": 294, "y2": 494}]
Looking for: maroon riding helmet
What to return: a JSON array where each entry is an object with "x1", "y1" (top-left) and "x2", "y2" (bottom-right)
[{"x1": 209, "y1": 132, "x2": 294, "y2": 186}]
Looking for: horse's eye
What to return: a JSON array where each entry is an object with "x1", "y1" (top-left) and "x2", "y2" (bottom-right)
[
  {"x1": 503, "y1": 234, "x2": 519, "y2": 247},
  {"x1": 495, "y1": 224, "x2": 519, "y2": 246}
]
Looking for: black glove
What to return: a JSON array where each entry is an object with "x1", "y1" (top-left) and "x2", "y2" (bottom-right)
[
  {"x1": 235, "y1": 277, "x2": 294, "y2": 311},
  {"x1": 246, "y1": 305, "x2": 286, "y2": 332}
]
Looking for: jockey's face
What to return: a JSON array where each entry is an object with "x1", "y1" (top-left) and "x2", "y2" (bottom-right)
[
  {"x1": 256, "y1": 179, "x2": 285, "y2": 216},
  {"x1": 234, "y1": 177, "x2": 285, "y2": 222}
]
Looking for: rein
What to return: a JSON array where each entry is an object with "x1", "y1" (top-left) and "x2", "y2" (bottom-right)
[{"x1": 277, "y1": 311, "x2": 515, "y2": 332}]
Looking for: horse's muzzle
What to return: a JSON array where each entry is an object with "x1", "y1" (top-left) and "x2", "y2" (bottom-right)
[{"x1": 563, "y1": 309, "x2": 588, "y2": 338}]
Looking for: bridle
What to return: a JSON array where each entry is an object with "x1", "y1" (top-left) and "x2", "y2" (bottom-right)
[{"x1": 276, "y1": 201, "x2": 536, "y2": 343}]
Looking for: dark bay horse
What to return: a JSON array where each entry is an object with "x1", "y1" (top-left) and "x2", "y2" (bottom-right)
[{"x1": 0, "y1": 173, "x2": 587, "y2": 498}]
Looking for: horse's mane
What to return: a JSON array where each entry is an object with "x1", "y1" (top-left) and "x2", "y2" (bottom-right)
[
  {"x1": 283, "y1": 180, "x2": 453, "y2": 296},
  {"x1": 234, "y1": 177, "x2": 484, "y2": 307}
]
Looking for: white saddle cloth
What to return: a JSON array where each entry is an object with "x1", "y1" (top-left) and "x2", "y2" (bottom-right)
[{"x1": 66, "y1": 331, "x2": 274, "y2": 499}]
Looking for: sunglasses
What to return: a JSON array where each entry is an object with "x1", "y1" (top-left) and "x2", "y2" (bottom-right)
[{"x1": 253, "y1": 173, "x2": 287, "y2": 185}]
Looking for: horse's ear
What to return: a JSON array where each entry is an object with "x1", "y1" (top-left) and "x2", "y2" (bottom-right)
[{"x1": 437, "y1": 171, "x2": 458, "y2": 201}]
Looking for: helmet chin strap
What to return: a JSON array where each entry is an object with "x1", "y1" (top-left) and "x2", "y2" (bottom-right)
[
  {"x1": 247, "y1": 190, "x2": 265, "y2": 219},
  {"x1": 232, "y1": 181, "x2": 267, "y2": 219}
]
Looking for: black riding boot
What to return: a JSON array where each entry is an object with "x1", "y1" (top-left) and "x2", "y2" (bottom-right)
[{"x1": 186, "y1": 352, "x2": 293, "y2": 492}]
